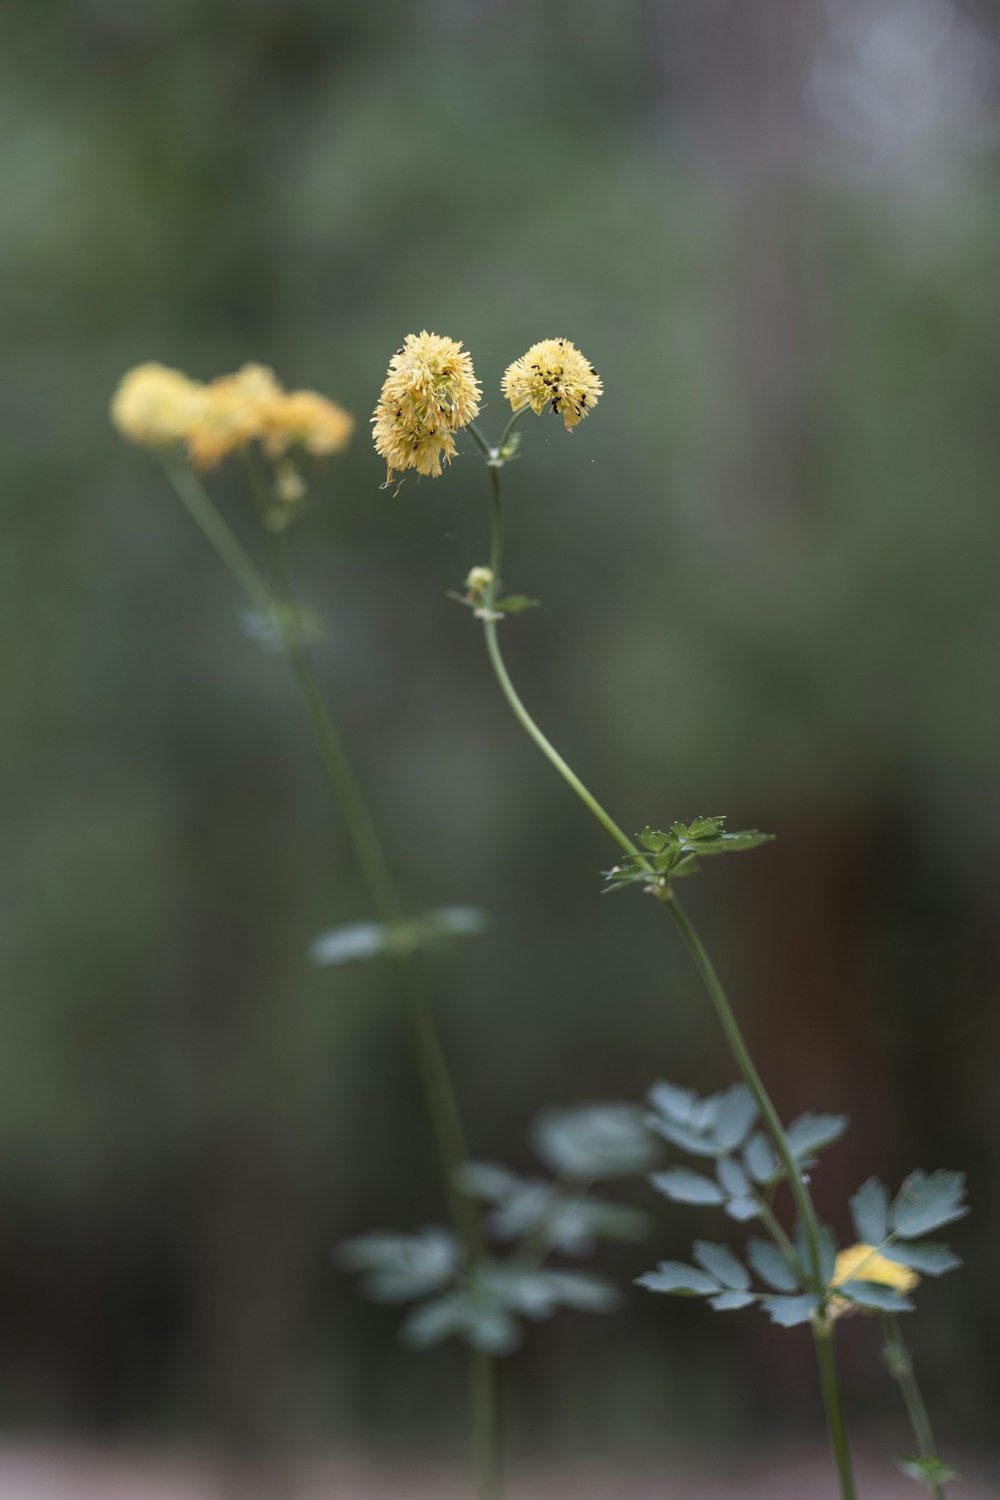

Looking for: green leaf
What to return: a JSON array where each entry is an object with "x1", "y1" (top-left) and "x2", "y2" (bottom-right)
[
  {"x1": 310, "y1": 906, "x2": 488, "y2": 967},
  {"x1": 724, "y1": 1196, "x2": 760, "y2": 1223},
  {"x1": 400, "y1": 1295, "x2": 466, "y2": 1348},
  {"x1": 541, "y1": 1270, "x2": 621, "y2": 1313},
  {"x1": 850, "y1": 1177, "x2": 890, "y2": 1245},
  {"x1": 794, "y1": 1220, "x2": 839, "y2": 1284},
  {"x1": 646, "y1": 1116, "x2": 720, "y2": 1158},
  {"x1": 880, "y1": 1241, "x2": 962, "y2": 1276},
  {"x1": 895, "y1": 1456, "x2": 960, "y2": 1487},
  {"x1": 709, "y1": 1290, "x2": 756, "y2": 1311},
  {"x1": 310, "y1": 920, "x2": 388, "y2": 966},
  {"x1": 638, "y1": 826, "x2": 670, "y2": 853},
  {"x1": 649, "y1": 1169, "x2": 726, "y2": 1206},
  {"x1": 743, "y1": 1133, "x2": 780, "y2": 1185},
  {"x1": 692, "y1": 1240, "x2": 750, "y2": 1290},
  {"x1": 717, "y1": 1157, "x2": 750, "y2": 1198},
  {"x1": 713, "y1": 1084, "x2": 759, "y2": 1151},
  {"x1": 338, "y1": 1228, "x2": 460, "y2": 1303},
  {"x1": 532, "y1": 1102, "x2": 658, "y2": 1181},
  {"x1": 762, "y1": 1293, "x2": 821, "y2": 1327},
  {"x1": 786, "y1": 1112, "x2": 849, "y2": 1159},
  {"x1": 745, "y1": 1238, "x2": 801, "y2": 1292},
  {"x1": 453, "y1": 1161, "x2": 523, "y2": 1202},
  {"x1": 647, "y1": 1081, "x2": 698, "y2": 1124},
  {"x1": 635, "y1": 1261, "x2": 720, "y2": 1296},
  {"x1": 891, "y1": 1171, "x2": 969, "y2": 1238},
  {"x1": 840, "y1": 1280, "x2": 915, "y2": 1313},
  {"x1": 494, "y1": 594, "x2": 540, "y2": 614}
]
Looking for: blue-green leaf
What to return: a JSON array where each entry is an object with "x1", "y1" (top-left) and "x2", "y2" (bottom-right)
[
  {"x1": 724, "y1": 1196, "x2": 760, "y2": 1223},
  {"x1": 692, "y1": 1240, "x2": 751, "y2": 1290},
  {"x1": 649, "y1": 1169, "x2": 726, "y2": 1206},
  {"x1": 647, "y1": 1081, "x2": 698, "y2": 1124},
  {"x1": 635, "y1": 1261, "x2": 720, "y2": 1296},
  {"x1": 400, "y1": 1295, "x2": 466, "y2": 1348},
  {"x1": 311, "y1": 920, "x2": 387, "y2": 966},
  {"x1": 713, "y1": 1084, "x2": 759, "y2": 1151},
  {"x1": 338, "y1": 1227, "x2": 460, "y2": 1303},
  {"x1": 850, "y1": 1177, "x2": 890, "y2": 1245},
  {"x1": 895, "y1": 1455, "x2": 960, "y2": 1486},
  {"x1": 891, "y1": 1171, "x2": 969, "y2": 1238},
  {"x1": 762, "y1": 1293, "x2": 821, "y2": 1327},
  {"x1": 709, "y1": 1290, "x2": 756, "y2": 1311},
  {"x1": 743, "y1": 1133, "x2": 780, "y2": 1185},
  {"x1": 746, "y1": 1238, "x2": 801, "y2": 1292},
  {"x1": 880, "y1": 1242, "x2": 962, "y2": 1276},
  {"x1": 646, "y1": 1116, "x2": 720, "y2": 1158},
  {"x1": 786, "y1": 1113, "x2": 849, "y2": 1159},
  {"x1": 717, "y1": 1157, "x2": 750, "y2": 1197},
  {"x1": 531, "y1": 1102, "x2": 659, "y2": 1180},
  {"x1": 840, "y1": 1280, "x2": 914, "y2": 1313}
]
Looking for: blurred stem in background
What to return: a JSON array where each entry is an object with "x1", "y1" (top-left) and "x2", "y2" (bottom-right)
[
  {"x1": 466, "y1": 426, "x2": 858, "y2": 1500},
  {"x1": 882, "y1": 1313, "x2": 951, "y2": 1500},
  {"x1": 161, "y1": 455, "x2": 501, "y2": 1500}
]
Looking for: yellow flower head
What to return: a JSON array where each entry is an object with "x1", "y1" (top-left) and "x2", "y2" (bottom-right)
[
  {"x1": 262, "y1": 390, "x2": 355, "y2": 459},
  {"x1": 372, "y1": 331, "x2": 481, "y2": 485},
  {"x1": 186, "y1": 363, "x2": 283, "y2": 472},
  {"x1": 828, "y1": 1243, "x2": 919, "y2": 1316},
  {"x1": 501, "y1": 337, "x2": 602, "y2": 431},
  {"x1": 110, "y1": 362, "x2": 204, "y2": 449}
]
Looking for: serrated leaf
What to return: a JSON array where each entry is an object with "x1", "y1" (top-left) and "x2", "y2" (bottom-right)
[
  {"x1": 746, "y1": 1238, "x2": 801, "y2": 1292},
  {"x1": 880, "y1": 1241, "x2": 962, "y2": 1276},
  {"x1": 635, "y1": 1261, "x2": 720, "y2": 1296},
  {"x1": 649, "y1": 1169, "x2": 726, "y2": 1206},
  {"x1": 743, "y1": 1133, "x2": 780, "y2": 1185},
  {"x1": 724, "y1": 1196, "x2": 760, "y2": 1223},
  {"x1": 850, "y1": 1178, "x2": 890, "y2": 1245},
  {"x1": 713, "y1": 1085, "x2": 759, "y2": 1151},
  {"x1": 532, "y1": 1102, "x2": 658, "y2": 1181},
  {"x1": 692, "y1": 1240, "x2": 751, "y2": 1290},
  {"x1": 840, "y1": 1280, "x2": 915, "y2": 1313},
  {"x1": 762, "y1": 1293, "x2": 821, "y2": 1327},
  {"x1": 646, "y1": 1116, "x2": 720, "y2": 1158},
  {"x1": 638, "y1": 826, "x2": 670, "y2": 853},
  {"x1": 891, "y1": 1171, "x2": 969, "y2": 1238},
  {"x1": 717, "y1": 1157, "x2": 750, "y2": 1198},
  {"x1": 647, "y1": 1081, "x2": 698, "y2": 1124},
  {"x1": 709, "y1": 1290, "x2": 757, "y2": 1311},
  {"x1": 786, "y1": 1112, "x2": 849, "y2": 1159},
  {"x1": 895, "y1": 1456, "x2": 960, "y2": 1486}
]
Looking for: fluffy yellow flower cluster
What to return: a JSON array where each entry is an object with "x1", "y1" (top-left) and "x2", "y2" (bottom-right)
[
  {"x1": 371, "y1": 331, "x2": 481, "y2": 485},
  {"x1": 501, "y1": 337, "x2": 602, "y2": 431},
  {"x1": 111, "y1": 361, "x2": 354, "y2": 473},
  {"x1": 828, "y1": 1243, "x2": 919, "y2": 1316}
]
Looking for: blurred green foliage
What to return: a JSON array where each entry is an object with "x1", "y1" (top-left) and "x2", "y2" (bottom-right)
[{"x1": 1, "y1": 0, "x2": 997, "y2": 1468}]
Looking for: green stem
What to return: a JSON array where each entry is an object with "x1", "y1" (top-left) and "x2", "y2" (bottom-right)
[
  {"x1": 471, "y1": 443, "x2": 856, "y2": 1500},
  {"x1": 163, "y1": 456, "x2": 274, "y2": 617},
  {"x1": 814, "y1": 1317, "x2": 860, "y2": 1500},
  {"x1": 471, "y1": 1347, "x2": 504, "y2": 1500},
  {"x1": 883, "y1": 1312, "x2": 948, "y2": 1499}
]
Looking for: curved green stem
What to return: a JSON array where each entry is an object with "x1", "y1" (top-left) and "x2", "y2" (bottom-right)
[
  {"x1": 469, "y1": 439, "x2": 856, "y2": 1500},
  {"x1": 883, "y1": 1312, "x2": 949, "y2": 1499}
]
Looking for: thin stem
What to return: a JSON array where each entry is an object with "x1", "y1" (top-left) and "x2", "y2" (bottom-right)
[
  {"x1": 163, "y1": 456, "x2": 274, "y2": 617},
  {"x1": 883, "y1": 1312, "x2": 948, "y2": 1499},
  {"x1": 471, "y1": 1347, "x2": 504, "y2": 1500},
  {"x1": 814, "y1": 1318, "x2": 859, "y2": 1500},
  {"x1": 469, "y1": 441, "x2": 856, "y2": 1500}
]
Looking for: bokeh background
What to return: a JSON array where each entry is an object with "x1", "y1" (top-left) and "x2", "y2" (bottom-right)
[{"x1": 2, "y1": 0, "x2": 999, "y2": 1493}]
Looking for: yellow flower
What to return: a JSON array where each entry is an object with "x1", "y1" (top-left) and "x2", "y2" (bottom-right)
[
  {"x1": 465, "y1": 565, "x2": 494, "y2": 596},
  {"x1": 501, "y1": 337, "x2": 602, "y2": 431},
  {"x1": 186, "y1": 363, "x2": 283, "y2": 472},
  {"x1": 372, "y1": 331, "x2": 481, "y2": 485},
  {"x1": 262, "y1": 390, "x2": 355, "y2": 459},
  {"x1": 828, "y1": 1243, "x2": 919, "y2": 1316},
  {"x1": 110, "y1": 362, "x2": 204, "y2": 449}
]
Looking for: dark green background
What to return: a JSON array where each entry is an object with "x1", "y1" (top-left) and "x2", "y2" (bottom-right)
[{"x1": 2, "y1": 0, "x2": 997, "y2": 1476}]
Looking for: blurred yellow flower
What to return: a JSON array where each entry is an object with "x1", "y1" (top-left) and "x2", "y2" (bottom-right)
[
  {"x1": 262, "y1": 390, "x2": 355, "y2": 459},
  {"x1": 110, "y1": 363, "x2": 204, "y2": 449},
  {"x1": 186, "y1": 363, "x2": 283, "y2": 472},
  {"x1": 828, "y1": 1243, "x2": 919, "y2": 1316},
  {"x1": 372, "y1": 331, "x2": 481, "y2": 484},
  {"x1": 501, "y1": 337, "x2": 602, "y2": 431}
]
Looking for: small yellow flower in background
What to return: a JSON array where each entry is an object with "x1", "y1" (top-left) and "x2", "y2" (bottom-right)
[
  {"x1": 110, "y1": 363, "x2": 205, "y2": 449},
  {"x1": 372, "y1": 331, "x2": 481, "y2": 485},
  {"x1": 827, "y1": 1243, "x2": 919, "y2": 1316},
  {"x1": 262, "y1": 390, "x2": 355, "y2": 460},
  {"x1": 501, "y1": 337, "x2": 602, "y2": 431},
  {"x1": 186, "y1": 363, "x2": 283, "y2": 472}
]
